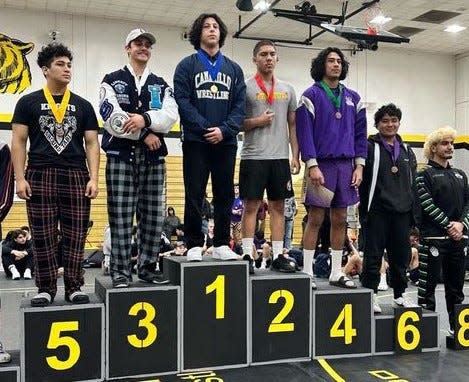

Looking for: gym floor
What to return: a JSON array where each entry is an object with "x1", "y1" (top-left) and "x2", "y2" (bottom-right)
[{"x1": 1, "y1": 268, "x2": 468, "y2": 382}]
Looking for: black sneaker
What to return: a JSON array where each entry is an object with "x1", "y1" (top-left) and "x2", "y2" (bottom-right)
[
  {"x1": 138, "y1": 269, "x2": 170, "y2": 284},
  {"x1": 271, "y1": 255, "x2": 296, "y2": 273},
  {"x1": 112, "y1": 276, "x2": 130, "y2": 288},
  {"x1": 242, "y1": 254, "x2": 255, "y2": 275}
]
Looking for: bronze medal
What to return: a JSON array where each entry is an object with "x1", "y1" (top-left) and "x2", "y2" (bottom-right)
[
  {"x1": 335, "y1": 111, "x2": 342, "y2": 119},
  {"x1": 391, "y1": 166, "x2": 398, "y2": 173},
  {"x1": 210, "y1": 84, "x2": 218, "y2": 94}
]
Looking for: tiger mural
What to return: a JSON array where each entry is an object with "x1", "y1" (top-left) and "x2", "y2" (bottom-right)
[{"x1": 0, "y1": 33, "x2": 34, "y2": 94}]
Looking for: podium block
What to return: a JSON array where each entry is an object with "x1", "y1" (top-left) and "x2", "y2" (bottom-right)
[
  {"x1": 447, "y1": 304, "x2": 469, "y2": 350},
  {"x1": 313, "y1": 284, "x2": 372, "y2": 358},
  {"x1": 0, "y1": 350, "x2": 20, "y2": 382},
  {"x1": 164, "y1": 256, "x2": 248, "y2": 370},
  {"x1": 250, "y1": 271, "x2": 311, "y2": 364},
  {"x1": 374, "y1": 305, "x2": 439, "y2": 355},
  {"x1": 95, "y1": 277, "x2": 180, "y2": 380},
  {"x1": 21, "y1": 296, "x2": 104, "y2": 382}
]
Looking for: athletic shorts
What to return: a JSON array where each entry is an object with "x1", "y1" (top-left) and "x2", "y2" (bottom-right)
[
  {"x1": 239, "y1": 159, "x2": 293, "y2": 200},
  {"x1": 302, "y1": 158, "x2": 359, "y2": 208}
]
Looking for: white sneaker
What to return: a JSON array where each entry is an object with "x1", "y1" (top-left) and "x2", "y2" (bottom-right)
[
  {"x1": 377, "y1": 282, "x2": 389, "y2": 291},
  {"x1": 187, "y1": 246, "x2": 203, "y2": 262},
  {"x1": 373, "y1": 294, "x2": 382, "y2": 314},
  {"x1": 448, "y1": 328, "x2": 455, "y2": 337},
  {"x1": 260, "y1": 260, "x2": 267, "y2": 269},
  {"x1": 393, "y1": 296, "x2": 418, "y2": 308},
  {"x1": 9, "y1": 266, "x2": 20, "y2": 280},
  {"x1": 213, "y1": 245, "x2": 240, "y2": 260},
  {"x1": 23, "y1": 268, "x2": 32, "y2": 280},
  {"x1": 0, "y1": 342, "x2": 10, "y2": 363}
]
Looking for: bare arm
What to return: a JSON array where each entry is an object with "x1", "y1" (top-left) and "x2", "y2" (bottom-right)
[
  {"x1": 287, "y1": 110, "x2": 300, "y2": 175},
  {"x1": 11, "y1": 123, "x2": 31, "y2": 200},
  {"x1": 84, "y1": 130, "x2": 100, "y2": 199}
]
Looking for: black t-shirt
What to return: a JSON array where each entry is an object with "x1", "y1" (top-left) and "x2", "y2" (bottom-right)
[{"x1": 12, "y1": 89, "x2": 99, "y2": 169}]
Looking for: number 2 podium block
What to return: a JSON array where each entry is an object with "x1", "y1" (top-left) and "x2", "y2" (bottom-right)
[
  {"x1": 95, "y1": 276, "x2": 180, "y2": 380},
  {"x1": 164, "y1": 256, "x2": 249, "y2": 371},
  {"x1": 313, "y1": 283, "x2": 372, "y2": 359},
  {"x1": 0, "y1": 351, "x2": 20, "y2": 382},
  {"x1": 20, "y1": 297, "x2": 104, "y2": 382},
  {"x1": 250, "y1": 271, "x2": 311, "y2": 364}
]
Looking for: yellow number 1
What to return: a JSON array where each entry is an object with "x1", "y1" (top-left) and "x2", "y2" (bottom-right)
[{"x1": 205, "y1": 275, "x2": 225, "y2": 319}]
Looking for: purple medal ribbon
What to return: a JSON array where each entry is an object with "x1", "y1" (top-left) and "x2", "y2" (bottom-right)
[{"x1": 380, "y1": 135, "x2": 400, "y2": 164}]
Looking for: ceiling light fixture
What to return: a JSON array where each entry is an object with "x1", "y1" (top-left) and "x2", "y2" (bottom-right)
[
  {"x1": 444, "y1": 24, "x2": 466, "y2": 33},
  {"x1": 236, "y1": 0, "x2": 253, "y2": 11}
]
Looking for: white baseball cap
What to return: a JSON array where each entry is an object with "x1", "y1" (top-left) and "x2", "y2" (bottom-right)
[{"x1": 125, "y1": 28, "x2": 156, "y2": 46}]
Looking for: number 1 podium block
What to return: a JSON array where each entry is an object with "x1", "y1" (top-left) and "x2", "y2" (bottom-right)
[
  {"x1": 20, "y1": 297, "x2": 104, "y2": 382},
  {"x1": 164, "y1": 256, "x2": 249, "y2": 371},
  {"x1": 250, "y1": 271, "x2": 311, "y2": 364},
  {"x1": 0, "y1": 350, "x2": 19, "y2": 382},
  {"x1": 95, "y1": 276, "x2": 180, "y2": 380},
  {"x1": 313, "y1": 282, "x2": 373, "y2": 359}
]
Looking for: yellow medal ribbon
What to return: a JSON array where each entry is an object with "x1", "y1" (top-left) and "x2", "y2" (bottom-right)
[{"x1": 43, "y1": 86, "x2": 70, "y2": 124}]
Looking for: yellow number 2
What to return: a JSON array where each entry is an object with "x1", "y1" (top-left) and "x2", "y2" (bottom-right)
[
  {"x1": 268, "y1": 289, "x2": 295, "y2": 333},
  {"x1": 330, "y1": 304, "x2": 357, "y2": 345},
  {"x1": 46, "y1": 321, "x2": 80, "y2": 370},
  {"x1": 205, "y1": 275, "x2": 225, "y2": 319},
  {"x1": 127, "y1": 302, "x2": 157, "y2": 348}
]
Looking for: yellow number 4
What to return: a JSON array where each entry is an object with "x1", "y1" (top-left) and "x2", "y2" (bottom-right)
[
  {"x1": 330, "y1": 304, "x2": 357, "y2": 345},
  {"x1": 46, "y1": 321, "x2": 80, "y2": 370}
]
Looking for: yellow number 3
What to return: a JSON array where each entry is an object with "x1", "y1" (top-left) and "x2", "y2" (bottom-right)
[
  {"x1": 127, "y1": 302, "x2": 157, "y2": 348},
  {"x1": 46, "y1": 321, "x2": 80, "y2": 370}
]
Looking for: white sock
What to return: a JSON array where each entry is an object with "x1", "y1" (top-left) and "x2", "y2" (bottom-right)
[
  {"x1": 272, "y1": 241, "x2": 283, "y2": 260},
  {"x1": 379, "y1": 272, "x2": 387, "y2": 285},
  {"x1": 330, "y1": 249, "x2": 343, "y2": 278},
  {"x1": 303, "y1": 249, "x2": 314, "y2": 276},
  {"x1": 242, "y1": 238, "x2": 254, "y2": 258}
]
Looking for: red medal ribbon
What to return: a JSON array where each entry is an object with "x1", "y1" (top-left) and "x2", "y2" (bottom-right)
[{"x1": 255, "y1": 73, "x2": 275, "y2": 104}]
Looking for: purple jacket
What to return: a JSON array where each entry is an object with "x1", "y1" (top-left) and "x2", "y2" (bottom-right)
[{"x1": 296, "y1": 82, "x2": 367, "y2": 164}]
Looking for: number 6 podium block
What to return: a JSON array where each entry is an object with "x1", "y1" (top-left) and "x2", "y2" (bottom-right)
[
  {"x1": 164, "y1": 256, "x2": 249, "y2": 371},
  {"x1": 20, "y1": 297, "x2": 104, "y2": 382},
  {"x1": 94, "y1": 277, "x2": 180, "y2": 380}
]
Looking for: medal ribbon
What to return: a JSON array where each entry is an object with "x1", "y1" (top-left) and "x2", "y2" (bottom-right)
[
  {"x1": 197, "y1": 49, "x2": 223, "y2": 81},
  {"x1": 319, "y1": 80, "x2": 342, "y2": 110},
  {"x1": 380, "y1": 135, "x2": 400, "y2": 163},
  {"x1": 43, "y1": 87, "x2": 70, "y2": 124},
  {"x1": 255, "y1": 73, "x2": 275, "y2": 104}
]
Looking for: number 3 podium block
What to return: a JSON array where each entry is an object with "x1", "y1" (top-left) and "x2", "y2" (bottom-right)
[
  {"x1": 250, "y1": 271, "x2": 311, "y2": 364},
  {"x1": 164, "y1": 256, "x2": 249, "y2": 371},
  {"x1": 313, "y1": 284, "x2": 373, "y2": 359},
  {"x1": 95, "y1": 276, "x2": 180, "y2": 380},
  {"x1": 20, "y1": 297, "x2": 104, "y2": 382}
]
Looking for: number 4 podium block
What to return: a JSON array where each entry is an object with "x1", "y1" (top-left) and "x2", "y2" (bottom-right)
[
  {"x1": 95, "y1": 276, "x2": 180, "y2": 380},
  {"x1": 20, "y1": 297, "x2": 104, "y2": 382},
  {"x1": 164, "y1": 256, "x2": 249, "y2": 371}
]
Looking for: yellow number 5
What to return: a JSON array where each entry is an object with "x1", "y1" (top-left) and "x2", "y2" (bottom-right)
[
  {"x1": 46, "y1": 321, "x2": 80, "y2": 370},
  {"x1": 127, "y1": 302, "x2": 158, "y2": 348}
]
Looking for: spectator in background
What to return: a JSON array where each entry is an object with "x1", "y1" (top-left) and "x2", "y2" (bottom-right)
[
  {"x1": 230, "y1": 183, "x2": 243, "y2": 245},
  {"x1": 201, "y1": 193, "x2": 213, "y2": 235},
  {"x1": 256, "y1": 199, "x2": 268, "y2": 235},
  {"x1": 2, "y1": 229, "x2": 33, "y2": 280},
  {"x1": 162, "y1": 206, "x2": 181, "y2": 239},
  {"x1": 284, "y1": 196, "x2": 297, "y2": 249}
]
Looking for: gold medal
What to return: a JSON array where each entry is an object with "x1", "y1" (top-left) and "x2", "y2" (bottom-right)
[{"x1": 210, "y1": 84, "x2": 218, "y2": 94}]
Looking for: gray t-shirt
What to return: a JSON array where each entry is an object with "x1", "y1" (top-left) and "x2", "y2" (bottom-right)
[{"x1": 241, "y1": 76, "x2": 297, "y2": 160}]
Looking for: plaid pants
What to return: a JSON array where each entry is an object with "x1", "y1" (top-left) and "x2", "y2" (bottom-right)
[
  {"x1": 26, "y1": 167, "x2": 90, "y2": 298},
  {"x1": 106, "y1": 147, "x2": 165, "y2": 280}
]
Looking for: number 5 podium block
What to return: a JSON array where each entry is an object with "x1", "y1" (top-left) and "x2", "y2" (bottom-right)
[
  {"x1": 94, "y1": 277, "x2": 180, "y2": 380},
  {"x1": 20, "y1": 297, "x2": 104, "y2": 382},
  {"x1": 164, "y1": 256, "x2": 249, "y2": 371}
]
